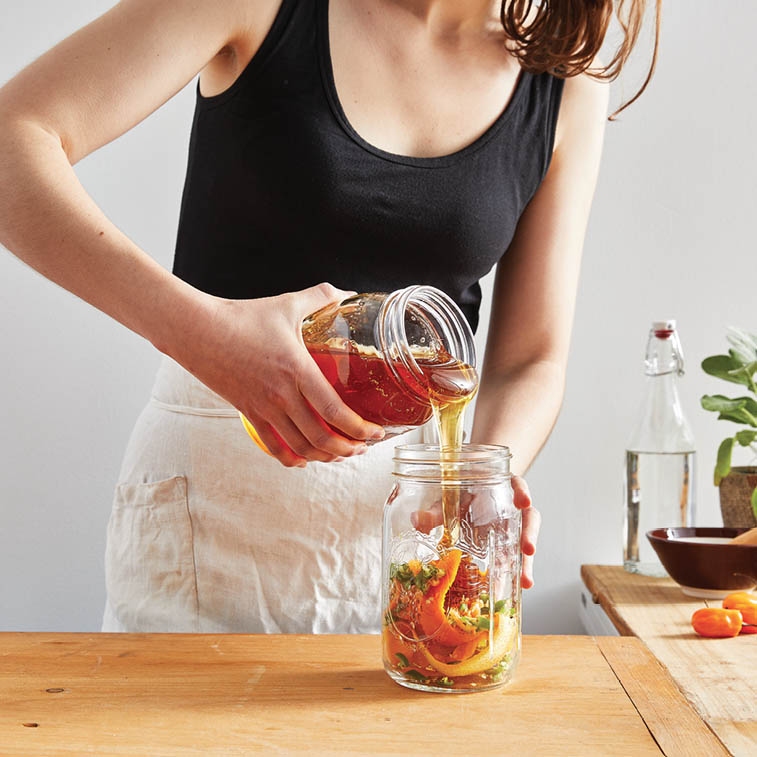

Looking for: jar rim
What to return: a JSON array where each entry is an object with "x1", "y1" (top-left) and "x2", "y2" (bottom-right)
[
  {"x1": 376, "y1": 285, "x2": 477, "y2": 396},
  {"x1": 393, "y1": 443, "x2": 511, "y2": 465},
  {"x1": 392, "y1": 444, "x2": 511, "y2": 483}
]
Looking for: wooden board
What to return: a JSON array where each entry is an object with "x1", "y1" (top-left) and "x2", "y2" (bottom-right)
[
  {"x1": 597, "y1": 636, "x2": 729, "y2": 757},
  {"x1": 0, "y1": 633, "x2": 664, "y2": 756},
  {"x1": 583, "y1": 565, "x2": 757, "y2": 757}
]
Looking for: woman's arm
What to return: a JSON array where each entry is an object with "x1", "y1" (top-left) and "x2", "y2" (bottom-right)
[
  {"x1": 471, "y1": 73, "x2": 609, "y2": 585},
  {"x1": 0, "y1": 0, "x2": 382, "y2": 466},
  {"x1": 472, "y1": 73, "x2": 609, "y2": 468}
]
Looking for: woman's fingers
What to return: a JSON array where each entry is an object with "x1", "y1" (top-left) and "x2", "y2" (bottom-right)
[
  {"x1": 512, "y1": 476, "x2": 539, "y2": 588},
  {"x1": 299, "y1": 362, "x2": 385, "y2": 443},
  {"x1": 244, "y1": 411, "x2": 308, "y2": 468},
  {"x1": 512, "y1": 475, "x2": 532, "y2": 510},
  {"x1": 411, "y1": 502, "x2": 443, "y2": 533},
  {"x1": 521, "y1": 503, "x2": 541, "y2": 556},
  {"x1": 289, "y1": 283, "x2": 356, "y2": 324},
  {"x1": 520, "y1": 505, "x2": 541, "y2": 588},
  {"x1": 285, "y1": 395, "x2": 368, "y2": 458},
  {"x1": 522, "y1": 552, "x2": 535, "y2": 589},
  {"x1": 265, "y1": 411, "x2": 343, "y2": 464},
  {"x1": 245, "y1": 398, "x2": 367, "y2": 465},
  {"x1": 407, "y1": 482, "x2": 540, "y2": 589}
]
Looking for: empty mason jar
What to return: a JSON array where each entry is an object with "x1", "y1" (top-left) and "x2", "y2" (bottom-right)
[{"x1": 382, "y1": 444, "x2": 521, "y2": 693}]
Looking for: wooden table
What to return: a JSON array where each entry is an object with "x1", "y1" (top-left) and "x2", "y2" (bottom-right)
[
  {"x1": 582, "y1": 565, "x2": 757, "y2": 757},
  {"x1": 0, "y1": 632, "x2": 715, "y2": 756}
]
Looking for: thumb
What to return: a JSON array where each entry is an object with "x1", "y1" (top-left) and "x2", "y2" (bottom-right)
[{"x1": 294, "y1": 282, "x2": 355, "y2": 320}]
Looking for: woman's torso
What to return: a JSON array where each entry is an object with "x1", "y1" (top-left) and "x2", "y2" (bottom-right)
[
  {"x1": 105, "y1": 0, "x2": 565, "y2": 634},
  {"x1": 172, "y1": 0, "x2": 564, "y2": 332}
]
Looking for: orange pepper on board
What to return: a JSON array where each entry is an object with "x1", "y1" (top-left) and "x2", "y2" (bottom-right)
[
  {"x1": 691, "y1": 608, "x2": 743, "y2": 638},
  {"x1": 722, "y1": 592, "x2": 757, "y2": 625},
  {"x1": 417, "y1": 549, "x2": 486, "y2": 647}
]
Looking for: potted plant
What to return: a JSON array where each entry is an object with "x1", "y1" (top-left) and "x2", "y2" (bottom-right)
[{"x1": 701, "y1": 327, "x2": 757, "y2": 527}]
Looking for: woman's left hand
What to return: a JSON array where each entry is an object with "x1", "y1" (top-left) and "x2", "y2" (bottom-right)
[
  {"x1": 512, "y1": 476, "x2": 540, "y2": 589},
  {"x1": 410, "y1": 474, "x2": 541, "y2": 589}
]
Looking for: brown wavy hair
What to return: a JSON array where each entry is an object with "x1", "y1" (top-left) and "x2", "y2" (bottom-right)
[{"x1": 501, "y1": 0, "x2": 662, "y2": 119}]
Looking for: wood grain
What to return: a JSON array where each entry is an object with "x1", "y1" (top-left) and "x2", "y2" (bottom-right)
[
  {"x1": 582, "y1": 565, "x2": 757, "y2": 757},
  {"x1": 597, "y1": 636, "x2": 729, "y2": 757},
  {"x1": 0, "y1": 633, "x2": 663, "y2": 756}
]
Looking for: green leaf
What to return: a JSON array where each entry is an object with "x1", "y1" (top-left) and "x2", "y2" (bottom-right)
[
  {"x1": 736, "y1": 429, "x2": 757, "y2": 447},
  {"x1": 493, "y1": 599, "x2": 507, "y2": 614},
  {"x1": 714, "y1": 437, "x2": 735, "y2": 486},
  {"x1": 728, "y1": 348, "x2": 747, "y2": 364},
  {"x1": 737, "y1": 396, "x2": 757, "y2": 414},
  {"x1": 475, "y1": 616, "x2": 491, "y2": 631},
  {"x1": 726, "y1": 327, "x2": 757, "y2": 364},
  {"x1": 727, "y1": 362, "x2": 757, "y2": 392},
  {"x1": 732, "y1": 360, "x2": 757, "y2": 376},
  {"x1": 706, "y1": 395, "x2": 757, "y2": 426},
  {"x1": 702, "y1": 355, "x2": 752, "y2": 386},
  {"x1": 718, "y1": 408, "x2": 757, "y2": 428},
  {"x1": 701, "y1": 395, "x2": 748, "y2": 413},
  {"x1": 752, "y1": 486, "x2": 757, "y2": 521},
  {"x1": 395, "y1": 653, "x2": 409, "y2": 668}
]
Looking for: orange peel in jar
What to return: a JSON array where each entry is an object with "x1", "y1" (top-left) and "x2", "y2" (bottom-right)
[
  {"x1": 419, "y1": 615, "x2": 517, "y2": 677},
  {"x1": 418, "y1": 549, "x2": 486, "y2": 647}
]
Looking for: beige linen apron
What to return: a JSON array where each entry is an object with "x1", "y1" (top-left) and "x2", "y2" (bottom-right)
[{"x1": 102, "y1": 356, "x2": 423, "y2": 633}]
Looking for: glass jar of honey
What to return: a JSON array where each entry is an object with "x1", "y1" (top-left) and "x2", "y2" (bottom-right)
[
  {"x1": 241, "y1": 285, "x2": 478, "y2": 449},
  {"x1": 382, "y1": 444, "x2": 521, "y2": 693}
]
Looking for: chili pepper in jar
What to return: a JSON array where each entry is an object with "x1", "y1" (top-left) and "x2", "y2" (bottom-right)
[
  {"x1": 691, "y1": 608, "x2": 743, "y2": 638},
  {"x1": 723, "y1": 592, "x2": 757, "y2": 633}
]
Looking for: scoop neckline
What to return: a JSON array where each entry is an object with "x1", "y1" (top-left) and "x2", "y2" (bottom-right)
[{"x1": 317, "y1": 0, "x2": 529, "y2": 168}]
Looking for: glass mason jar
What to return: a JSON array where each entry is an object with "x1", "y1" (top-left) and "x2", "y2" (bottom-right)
[
  {"x1": 382, "y1": 444, "x2": 521, "y2": 693},
  {"x1": 241, "y1": 285, "x2": 477, "y2": 450}
]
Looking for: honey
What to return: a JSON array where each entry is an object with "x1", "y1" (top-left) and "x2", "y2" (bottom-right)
[{"x1": 307, "y1": 342, "x2": 477, "y2": 434}]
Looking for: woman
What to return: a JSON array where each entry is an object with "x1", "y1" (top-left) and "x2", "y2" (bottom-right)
[{"x1": 0, "y1": 0, "x2": 657, "y2": 632}]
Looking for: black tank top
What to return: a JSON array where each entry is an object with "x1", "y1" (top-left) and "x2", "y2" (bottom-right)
[{"x1": 172, "y1": 0, "x2": 564, "y2": 332}]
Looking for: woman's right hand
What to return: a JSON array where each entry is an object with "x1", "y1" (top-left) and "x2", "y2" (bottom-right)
[{"x1": 177, "y1": 283, "x2": 385, "y2": 468}]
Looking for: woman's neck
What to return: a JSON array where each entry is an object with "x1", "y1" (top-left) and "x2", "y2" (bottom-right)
[{"x1": 381, "y1": 0, "x2": 502, "y2": 37}]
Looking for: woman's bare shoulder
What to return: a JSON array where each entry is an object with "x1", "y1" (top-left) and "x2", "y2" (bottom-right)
[{"x1": 554, "y1": 70, "x2": 610, "y2": 152}]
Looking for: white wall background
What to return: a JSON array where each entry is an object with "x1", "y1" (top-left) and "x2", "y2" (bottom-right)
[{"x1": 1, "y1": 0, "x2": 755, "y2": 633}]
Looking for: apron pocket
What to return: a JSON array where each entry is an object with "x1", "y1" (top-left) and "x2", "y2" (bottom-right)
[{"x1": 105, "y1": 475, "x2": 199, "y2": 632}]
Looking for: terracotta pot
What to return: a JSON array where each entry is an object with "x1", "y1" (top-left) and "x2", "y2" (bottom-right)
[{"x1": 719, "y1": 467, "x2": 757, "y2": 527}]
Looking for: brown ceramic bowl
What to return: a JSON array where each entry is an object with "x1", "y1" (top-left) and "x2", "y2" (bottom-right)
[{"x1": 646, "y1": 527, "x2": 757, "y2": 598}]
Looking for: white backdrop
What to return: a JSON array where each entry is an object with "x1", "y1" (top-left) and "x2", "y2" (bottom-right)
[{"x1": 1, "y1": 0, "x2": 755, "y2": 633}]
